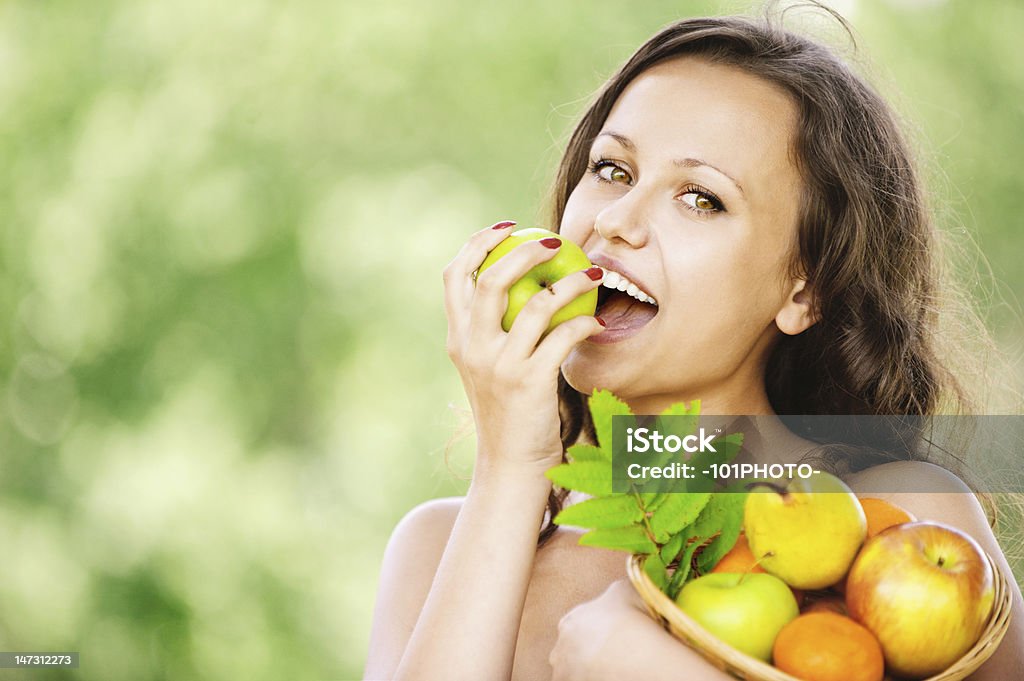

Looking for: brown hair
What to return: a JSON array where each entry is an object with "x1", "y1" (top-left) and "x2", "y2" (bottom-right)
[{"x1": 537, "y1": 10, "x2": 997, "y2": 546}]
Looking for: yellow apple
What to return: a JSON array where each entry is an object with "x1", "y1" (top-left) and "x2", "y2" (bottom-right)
[
  {"x1": 845, "y1": 521, "x2": 995, "y2": 679},
  {"x1": 744, "y1": 472, "x2": 867, "y2": 589}
]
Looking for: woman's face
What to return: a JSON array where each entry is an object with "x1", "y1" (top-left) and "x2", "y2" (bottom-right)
[{"x1": 559, "y1": 56, "x2": 810, "y2": 415}]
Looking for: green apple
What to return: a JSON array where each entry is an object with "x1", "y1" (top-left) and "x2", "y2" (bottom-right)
[
  {"x1": 476, "y1": 228, "x2": 597, "y2": 334},
  {"x1": 846, "y1": 521, "x2": 995, "y2": 678},
  {"x1": 675, "y1": 572, "x2": 799, "y2": 662},
  {"x1": 744, "y1": 472, "x2": 867, "y2": 589}
]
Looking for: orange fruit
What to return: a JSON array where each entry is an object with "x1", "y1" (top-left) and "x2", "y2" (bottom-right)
[
  {"x1": 712, "y1": 534, "x2": 765, "y2": 574},
  {"x1": 713, "y1": 533, "x2": 804, "y2": 604},
  {"x1": 773, "y1": 612, "x2": 884, "y2": 681},
  {"x1": 858, "y1": 497, "x2": 916, "y2": 538}
]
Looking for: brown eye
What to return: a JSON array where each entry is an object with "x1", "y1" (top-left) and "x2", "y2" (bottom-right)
[
  {"x1": 593, "y1": 161, "x2": 632, "y2": 185},
  {"x1": 609, "y1": 167, "x2": 630, "y2": 183},
  {"x1": 680, "y1": 189, "x2": 724, "y2": 214}
]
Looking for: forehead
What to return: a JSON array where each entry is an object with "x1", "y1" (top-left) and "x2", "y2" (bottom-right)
[{"x1": 601, "y1": 57, "x2": 800, "y2": 190}]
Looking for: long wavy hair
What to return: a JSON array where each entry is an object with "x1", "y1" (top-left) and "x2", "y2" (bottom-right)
[{"x1": 537, "y1": 11, "x2": 997, "y2": 547}]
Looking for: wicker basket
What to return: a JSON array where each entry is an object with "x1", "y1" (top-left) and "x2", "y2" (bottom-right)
[{"x1": 627, "y1": 553, "x2": 1012, "y2": 681}]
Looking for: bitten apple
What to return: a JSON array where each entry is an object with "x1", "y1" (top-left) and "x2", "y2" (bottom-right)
[
  {"x1": 476, "y1": 228, "x2": 597, "y2": 334},
  {"x1": 846, "y1": 521, "x2": 995, "y2": 679}
]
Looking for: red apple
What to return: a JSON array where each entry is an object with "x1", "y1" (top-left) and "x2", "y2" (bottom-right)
[{"x1": 845, "y1": 521, "x2": 995, "y2": 678}]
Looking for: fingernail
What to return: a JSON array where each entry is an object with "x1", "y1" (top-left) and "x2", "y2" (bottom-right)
[
  {"x1": 491, "y1": 220, "x2": 517, "y2": 230},
  {"x1": 539, "y1": 238, "x2": 561, "y2": 249},
  {"x1": 596, "y1": 316, "x2": 606, "y2": 327},
  {"x1": 585, "y1": 266, "x2": 603, "y2": 281}
]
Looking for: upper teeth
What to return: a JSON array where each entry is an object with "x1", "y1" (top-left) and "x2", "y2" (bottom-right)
[{"x1": 599, "y1": 269, "x2": 657, "y2": 306}]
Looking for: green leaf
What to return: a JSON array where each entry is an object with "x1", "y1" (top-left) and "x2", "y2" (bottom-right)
[
  {"x1": 553, "y1": 495, "x2": 643, "y2": 529},
  {"x1": 588, "y1": 389, "x2": 632, "y2": 451},
  {"x1": 658, "y1": 399, "x2": 702, "y2": 417},
  {"x1": 639, "y1": 491, "x2": 659, "y2": 506},
  {"x1": 645, "y1": 492, "x2": 670, "y2": 513},
  {"x1": 545, "y1": 461, "x2": 612, "y2": 496},
  {"x1": 649, "y1": 492, "x2": 711, "y2": 543},
  {"x1": 660, "y1": 532, "x2": 685, "y2": 565},
  {"x1": 690, "y1": 493, "x2": 748, "y2": 573},
  {"x1": 566, "y1": 443, "x2": 608, "y2": 464},
  {"x1": 644, "y1": 552, "x2": 669, "y2": 590},
  {"x1": 578, "y1": 526, "x2": 657, "y2": 554},
  {"x1": 650, "y1": 416, "x2": 696, "y2": 441}
]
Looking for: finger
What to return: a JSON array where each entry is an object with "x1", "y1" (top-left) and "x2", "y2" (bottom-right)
[
  {"x1": 529, "y1": 313, "x2": 606, "y2": 368},
  {"x1": 442, "y1": 220, "x2": 518, "y2": 324},
  {"x1": 469, "y1": 237, "x2": 562, "y2": 335},
  {"x1": 504, "y1": 266, "x2": 604, "y2": 359}
]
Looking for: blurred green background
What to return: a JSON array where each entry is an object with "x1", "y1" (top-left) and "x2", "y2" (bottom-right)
[{"x1": 0, "y1": 0, "x2": 1021, "y2": 679}]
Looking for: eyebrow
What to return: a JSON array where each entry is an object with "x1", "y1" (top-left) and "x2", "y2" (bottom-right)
[{"x1": 595, "y1": 131, "x2": 746, "y2": 197}]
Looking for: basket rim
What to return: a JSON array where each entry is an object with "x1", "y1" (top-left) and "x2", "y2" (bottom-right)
[{"x1": 627, "y1": 550, "x2": 1013, "y2": 681}]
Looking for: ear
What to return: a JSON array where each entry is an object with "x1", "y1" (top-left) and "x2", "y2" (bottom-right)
[{"x1": 775, "y1": 278, "x2": 817, "y2": 336}]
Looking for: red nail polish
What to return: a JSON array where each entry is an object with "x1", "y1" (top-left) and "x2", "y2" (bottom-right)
[
  {"x1": 585, "y1": 266, "x2": 603, "y2": 281},
  {"x1": 540, "y1": 238, "x2": 561, "y2": 249},
  {"x1": 491, "y1": 220, "x2": 517, "y2": 230},
  {"x1": 596, "y1": 316, "x2": 606, "y2": 327}
]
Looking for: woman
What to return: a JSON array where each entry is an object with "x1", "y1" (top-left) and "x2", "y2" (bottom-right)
[{"x1": 364, "y1": 11, "x2": 1024, "y2": 681}]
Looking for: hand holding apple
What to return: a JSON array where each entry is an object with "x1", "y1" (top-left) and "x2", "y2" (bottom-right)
[
  {"x1": 442, "y1": 222, "x2": 605, "y2": 474},
  {"x1": 476, "y1": 228, "x2": 598, "y2": 335}
]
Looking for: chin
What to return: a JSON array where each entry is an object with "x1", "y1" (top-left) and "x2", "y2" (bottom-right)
[{"x1": 561, "y1": 345, "x2": 622, "y2": 398}]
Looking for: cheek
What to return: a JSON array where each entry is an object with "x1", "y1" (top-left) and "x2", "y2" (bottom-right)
[
  {"x1": 559, "y1": 182, "x2": 609, "y2": 245},
  {"x1": 558, "y1": 188, "x2": 589, "y2": 239},
  {"x1": 665, "y1": 235, "x2": 788, "y2": 326}
]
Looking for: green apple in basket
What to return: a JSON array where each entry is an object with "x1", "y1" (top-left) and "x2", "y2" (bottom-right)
[{"x1": 674, "y1": 571, "x2": 799, "y2": 662}]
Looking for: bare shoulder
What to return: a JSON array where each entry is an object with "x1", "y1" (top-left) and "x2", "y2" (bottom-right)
[
  {"x1": 846, "y1": 461, "x2": 978, "y2": 519},
  {"x1": 376, "y1": 496, "x2": 464, "y2": 595},
  {"x1": 846, "y1": 460, "x2": 971, "y2": 494},
  {"x1": 390, "y1": 496, "x2": 464, "y2": 552},
  {"x1": 364, "y1": 497, "x2": 463, "y2": 680},
  {"x1": 845, "y1": 461, "x2": 996, "y2": 552}
]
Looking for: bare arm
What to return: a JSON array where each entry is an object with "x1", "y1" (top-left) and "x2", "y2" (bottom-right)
[
  {"x1": 390, "y1": 468, "x2": 552, "y2": 680},
  {"x1": 363, "y1": 479, "x2": 551, "y2": 680},
  {"x1": 363, "y1": 497, "x2": 462, "y2": 680}
]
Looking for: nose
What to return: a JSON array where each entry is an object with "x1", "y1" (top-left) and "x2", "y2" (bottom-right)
[{"x1": 593, "y1": 189, "x2": 650, "y2": 247}]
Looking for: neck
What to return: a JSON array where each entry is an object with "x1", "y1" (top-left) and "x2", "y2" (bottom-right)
[{"x1": 621, "y1": 384, "x2": 775, "y2": 417}]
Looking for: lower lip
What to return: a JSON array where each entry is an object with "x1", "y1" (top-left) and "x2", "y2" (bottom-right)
[{"x1": 586, "y1": 313, "x2": 657, "y2": 345}]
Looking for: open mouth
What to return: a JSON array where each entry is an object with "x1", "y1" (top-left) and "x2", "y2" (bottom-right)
[{"x1": 593, "y1": 268, "x2": 659, "y2": 341}]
